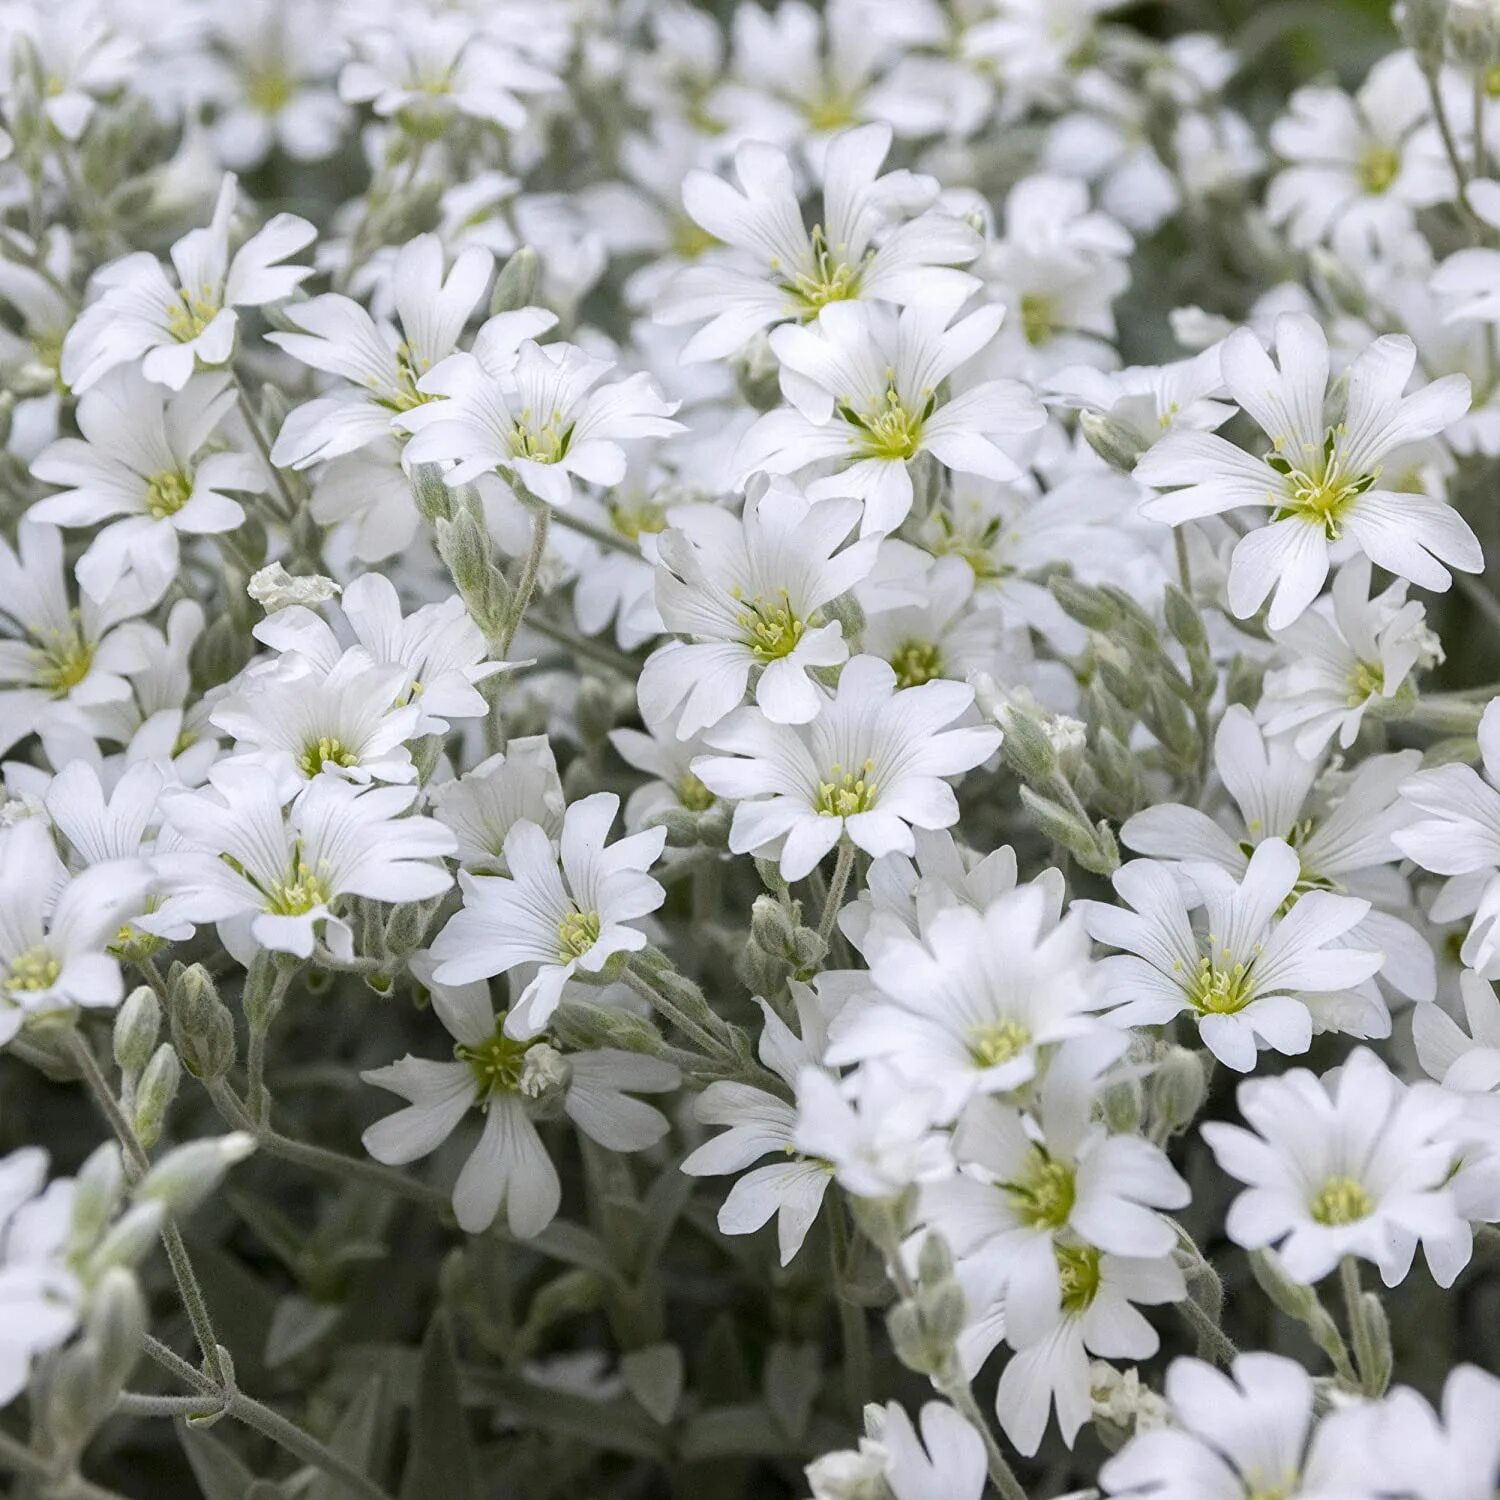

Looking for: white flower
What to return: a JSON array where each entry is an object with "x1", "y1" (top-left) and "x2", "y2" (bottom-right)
[
  {"x1": 211, "y1": 647, "x2": 421, "y2": 787},
  {"x1": 681, "y1": 980, "x2": 840, "y2": 1265},
  {"x1": 806, "y1": 1400, "x2": 987, "y2": 1500},
  {"x1": 1257, "y1": 558, "x2": 1437, "y2": 757},
  {"x1": 1266, "y1": 52, "x2": 1451, "y2": 253},
  {"x1": 201, "y1": 0, "x2": 348, "y2": 169},
  {"x1": 1100, "y1": 1352, "x2": 1383, "y2": 1500},
  {"x1": 637, "y1": 482, "x2": 879, "y2": 736},
  {"x1": 30, "y1": 369, "x2": 261, "y2": 601},
  {"x1": 61, "y1": 174, "x2": 316, "y2": 393},
  {"x1": 0, "y1": 520, "x2": 161, "y2": 760},
  {"x1": 362, "y1": 966, "x2": 676, "y2": 1237},
  {"x1": 338, "y1": 12, "x2": 559, "y2": 135},
  {"x1": 1135, "y1": 315, "x2": 1480, "y2": 628},
  {"x1": 156, "y1": 761, "x2": 454, "y2": 962},
  {"x1": 922, "y1": 1035, "x2": 1188, "y2": 1355},
  {"x1": 0, "y1": 8, "x2": 137, "y2": 143},
  {"x1": 427, "y1": 737, "x2": 564, "y2": 871},
  {"x1": 692, "y1": 655, "x2": 1001, "y2": 881},
  {"x1": 0, "y1": 820, "x2": 150, "y2": 1042},
  {"x1": 1203, "y1": 1047, "x2": 1466, "y2": 1286},
  {"x1": 987, "y1": 1234, "x2": 1183, "y2": 1457},
  {"x1": 735, "y1": 298, "x2": 1044, "y2": 537},
  {"x1": 429, "y1": 793, "x2": 666, "y2": 1036},
  {"x1": 250, "y1": 572, "x2": 509, "y2": 736},
  {"x1": 1122, "y1": 704, "x2": 1435, "y2": 1000},
  {"x1": 793, "y1": 1059, "x2": 952, "y2": 1200},
  {"x1": 0, "y1": 1148, "x2": 84, "y2": 1405},
  {"x1": 403, "y1": 338, "x2": 683, "y2": 509},
  {"x1": 1395, "y1": 699, "x2": 1500, "y2": 978},
  {"x1": 907, "y1": 472, "x2": 1148, "y2": 653},
  {"x1": 655, "y1": 122, "x2": 980, "y2": 362},
  {"x1": 267, "y1": 236, "x2": 542, "y2": 469},
  {"x1": 1377, "y1": 1365, "x2": 1500, "y2": 1500},
  {"x1": 976, "y1": 173, "x2": 1133, "y2": 378},
  {"x1": 826, "y1": 879, "x2": 1100, "y2": 1117},
  {"x1": 838, "y1": 831, "x2": 1056, "y2": 957},
  {"x1": 1079, "y1": 839, "x2": 1387, "y2": 1072}
]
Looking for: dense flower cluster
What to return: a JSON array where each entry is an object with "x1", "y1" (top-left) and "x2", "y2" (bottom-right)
[{"x1": 6, "y1": 0, "x2": 1500, "y2": 1496}]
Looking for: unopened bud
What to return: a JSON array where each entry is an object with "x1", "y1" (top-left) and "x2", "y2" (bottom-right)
[
  {"x1": 411, "y1": 462, "x2": 456, "y2": 523},
  {"x1": 169, "y1": 964, "x2": 236, "y2": 1081},
  {"x1": 113, "y1": 988, "x2": 160, "y2": 1080},
  {"x1": 1152, "y1": 1046, "x2": 1208, "y2": 1135},
  {"x1": 87, "y1": 1267, "x2": 146, "y2": 1399},
  {"x1": 70, "y1": 1144, "x2": 126, "y2": 1254},
  {"x1": 137, "y1": 1134, "x2": 255, "y2": 1215},
  {"x1": 750, "y1": 894, "x2": 797, "y2": 954},
  {"x1": 491, "y1": 246, "x2": 540, "y2": 314},
  {"x1": 88, "y1": 1201, "x2": 167, "y2": 1274},
  {"x1": 1081, "y1": 409, "x2": 1144, "y2": 473},
  {"x1": 133, "y1": 1045, "x2": 181, "y2": 1150}
]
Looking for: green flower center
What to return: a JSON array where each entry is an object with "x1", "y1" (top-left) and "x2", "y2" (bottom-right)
[
  {"x1": 557, "y1": 908, "x2": 601, "y2": 961},
  {"x1": 1357, "y1": 143, "x2": 1400, "y2": 195},
  {"x1": 1309, "y1": 1175, "x2": 1374, "y2": 1226},
  {"x1": 298, "y1": 737, "x2": 360, "y2": 779},
  {"x1": 782, "y1": 224, "x2": 866, "y2": 313},
  {"x1": 247, "y1": 67, "x2": 293, "y2": 114},
  {"x1": 381, "y1": 342, "x2": 440, "y2": 413},
  {"x1": 145, "y1": 470, "x2": 193, "y2": 520},
  {"x1": 733, "y1": 588, "x2": 808, "y2": 662},
  {"x1": 1056, "y1": 1242, "x2": 1102, "y2": 1315},
  {"x1": 1021, "y1": 292, "x2": 1058, "y2": 347},
  {"x1": 815, "y1": 761, "x2": 878, "y2": 818},
  {"x1": 1346, "y1": 658, "x2": 1385, "y2": 706},
  {"x1": 802, "y1": 94, "x2": 859, "y2": 133},
  {"x1": 841, "y1": 384, "x2": 927, "y2": 462},
  {"x1": 677, "y1": 774, "x2": 715, "y2": 812},
  {"x1": 265, "y1": 854, "x2": 332, "y2": 916},
  {"x1": 927, "y1": 513, "x2": 1012, "y2": 582},
  {"x1": 891, "y1": 638, "x2": 942, "y2": 688},
  {"x1": 31, "y1": 623, "x2": 94, "y2": 697},
  {"x1": 670, "y1": 217, "x2": 716, "y2": 260},
  {"x1": 1006, "y1": 1150, "x2": 1077, "y2": 1231},
  {"x1": 1267, "y1": 429, "x2": 1378, "y2": 539},
  {"x1": 165, "y1": 288, "x2": 220, "y2": 343},
  {"x1": 1182, "y1": 948, "x2": 1255, "y2": 1015},
  {"x1": 6, "y1": 946, "x2": 60, "y2": 994},
  {"x1": 968, "y1": 1018, "x2": 1031, "y2": 1069},
  {"x1": 456, "y1": 1023, "x2": 538, "y2": 1097},
  {"x1": 509, "y1": 409, "x2": 573, "y2": 465},
  {"x1": 611, "y1": 499, "x2": 668, "y2": 541}
]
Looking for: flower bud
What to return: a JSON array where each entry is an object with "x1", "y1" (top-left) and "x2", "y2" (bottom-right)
[
  {"x1": 1396, "y1": 0, "x2": 1450, "y2": 64},
  {"x1": 491, "y1": 246, "x2": 540, "y2": 314},
  {"x1": 88, "y1": 1201, "x2": 167, "y2": 1275},
  {"x1": 1080, "y1": 408, "x2": 1144, "y2": 473},
  {"x1": 133, "y1": 1044, "x2": 182, "y2": 1150},
  {"x1": 70, "y1": 1143, "x2": 126, "y2": 1254},
  {"x1": 137, "y1": 1134, "x2": 255, "y2": 1215},
  {"x1": 86, "y1": 1267, "x2": 146, "y2": 1401},
  {"x1": 169, "y1": 963, "x2": 237, "y2": 1081},
  {"x1": 112, "y1": 986, "x2": 160, "y2": 1082},
  {"x1": 1151, "y1": 1046, "x2": 1208, "y2": 1135},
  {"x1": 411, "y1": 462, "x2": 456, "y2": 523}
]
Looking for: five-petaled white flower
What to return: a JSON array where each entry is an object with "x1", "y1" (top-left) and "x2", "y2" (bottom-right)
[
  {"x1": 692, "y1": 654, "x2": 1002, "y2": 880},
  {"x1": 61, "y1": 174, "x2": 316, "y2": 393},
  {"x1": 1135, "y1": 314, "x2": 1480, "y2": 628}
]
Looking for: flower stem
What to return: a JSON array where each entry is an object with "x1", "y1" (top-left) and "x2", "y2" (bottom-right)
[
  {"x1": 67, "y1": 1028, "x2": 228, "y2": 1387},
  {"x1": 549, "y1": 505, "x2": 641, "y2": 556},
  {"x1": 817, "y1": 840, "x2": 855, "y2": 945},
  {"x1": 141, "y1": 1336, "x2": 396, "y2": 1500},
  {"x1": 498, "y1": 501, "x2": 551, "y2": 655},
  {"x1": 230, "y1": 371, "x2": 300, "y2": 524},
  {"x1": 826, "y1": 1198, "x2": 871, "y2": 1419}
]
